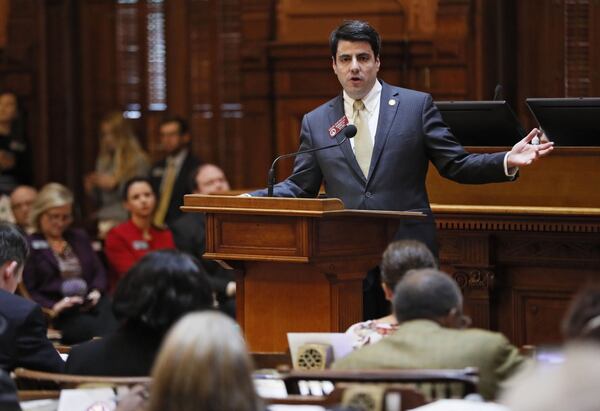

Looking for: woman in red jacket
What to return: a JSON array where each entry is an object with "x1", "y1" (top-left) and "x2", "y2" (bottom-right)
[{"x1": 104, "y1": 177, "x2": 175, "y2": 291}]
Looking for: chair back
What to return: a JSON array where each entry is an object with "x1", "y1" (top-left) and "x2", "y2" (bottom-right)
[
  {"x1": 13, "y1": 368, "x2": 150, "y2": 391},
  {"x1": 282, "y1": 368, "x2": 479, "y2": 402}
]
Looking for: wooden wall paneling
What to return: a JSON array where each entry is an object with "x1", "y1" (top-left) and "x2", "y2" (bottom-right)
[
  {"x1": 216, "y1": 0, "x2": 243, "y2": 187},
  {"x1": 276, "y1": 0, "x2": 407, "y2": 43},
  {"x1": 165, "y1": 0, "x2": 189, "y2": 119},
  {"x1": 239, "y1": 0, "x2": 275, "y2": 189},
  {"x1": 79, "y1": 0, "x2": 117, "y2": 220},
  {"x1": 516, "y1": 0, "x2": 565, "y2": 128},
  {"x1": 1, "y1": 0, "x2": 42, "y2": 184},
  {"x1": 592, "y1": 3, "x2": 600, "y2": 95},
  {"x1": 188, "y1": 0, "x2": 219, "y2": 164},
  {"x1": 43, "y1": 0, "x2": 81, "y2": 192},
  {"x1": 436, "y1": 213, "x2": 600, "y2": 346}
]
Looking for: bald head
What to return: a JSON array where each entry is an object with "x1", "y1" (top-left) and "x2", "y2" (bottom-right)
[
  {"x1": 193, "y1": 164, "x2": 230, "y2": 195},
  {"x1": 393, "y1": 268, "x2": 463, "y2": 325},
  {"x1": 10, "y1": 186, "x2": 37, "y2": 228}
]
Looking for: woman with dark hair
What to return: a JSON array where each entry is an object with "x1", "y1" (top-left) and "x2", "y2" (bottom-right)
[
  {"x1": 562, "y1": 285, "x2": 600, "y2": 343},
  {"x1": 65, "y1": 250, "x2": 214, "y2": 376},
  {"x1": 0, "y1": 91, "x2": 32, "y2": 192},
  {"x1": 104, "y1": 176, "x2": 175, "y2": 291},
  {"x1": 147, "y1": 311, "x2": 262, "y2": 411}
]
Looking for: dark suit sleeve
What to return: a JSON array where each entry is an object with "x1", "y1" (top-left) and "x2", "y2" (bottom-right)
[
  {"x1": 422, "y1": 94, "x2": 510, "y2": 184},
  {"x1": 251, "y1": 115, "x2": 323, "y2": 197},
  {"x1": 15, "y1": 305, "x2": 64, "y2": 373}
]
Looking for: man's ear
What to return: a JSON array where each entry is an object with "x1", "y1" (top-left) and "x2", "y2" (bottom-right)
[
  {"x1": 381, "y1": 282, "x2": 394, "y2": 301},
  {"x1": 5, "y1": 261, "x2": 19, "y2": 278},
  {"x1": 0, "y1": 261, "x2": 17, "y2": 281},
  {"x1": 440, "y1": 307, "x2": 462, "y2": 329}
]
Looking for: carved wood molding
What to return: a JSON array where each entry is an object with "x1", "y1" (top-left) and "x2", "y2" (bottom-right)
[
  {"x1": 452, "y1": 269, "x2": 495, "y2": 291},
  {"x1": 435, "y1": 214, "x2": 600, "y2": 233}
]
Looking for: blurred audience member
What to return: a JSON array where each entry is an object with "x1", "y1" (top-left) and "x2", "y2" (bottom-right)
[
  {"x1": 561, "y1": 285, "x2": 600, "y2": 343},
  {"x1": 65, "y1": 250, "x2": 213, "y2": 376},
  {"x1": 333, "y1": 268, "x2": 525, "y2": 400},
  {"x1": 147, "y1": 311, "x2": 262, "y2": 411},
  {"x1": 84, "y1": 112, "x2": 150, "y2": 238},
  {"x1": 346, "y1": 240, "x2": 437, "y2": 348},
  {"x1": 23, "y1": 183, "x2": 116, "y2": 344},
  {"x1": 170, "y1": 164, "x2": 235, "y2": 317},
  {"x1": 9, "y1": 185, "x2": 37, "y2": 234},
  {"x1": 0, "y1": 92, "x2": 32, "y2": 193},
  {"x1": 104, "y1": 177, "x2": 175, "y2": 291},
  {"x1": 150, "y1": 116, "x2": 201, "y2": 227},
  {"x1": 500, "y1": 344, "x2": 600, "y2": 411},
  {"x1": 0, "y1": 222, "x2": 64, "y2": 372}
]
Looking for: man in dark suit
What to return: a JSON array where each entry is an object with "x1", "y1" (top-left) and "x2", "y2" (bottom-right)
[
  {"x1": 252, "y1": 20, "x2": 553, "y2": 317},
  {"x1": 170, "y1": 164, "x2": 236, "y2": 317},
  {"x1": 150, "y1": 116, "x2": 201, "y2": 227},
  {"x1": 0, "y1": 222, "x2": 64, "y2": 373}
]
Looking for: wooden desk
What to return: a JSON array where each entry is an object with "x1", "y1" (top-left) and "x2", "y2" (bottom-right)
[
  {"x1": 182, "y1": 195, "x2": 424, "y2": 352},
  {"x1": 427, "y1": 147, "x2": 600, "y2": 346}
]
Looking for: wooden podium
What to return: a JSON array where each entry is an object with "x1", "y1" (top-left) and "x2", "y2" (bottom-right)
[{"x1": 182, "y1": 195, "x2": 425, "y2": 352}]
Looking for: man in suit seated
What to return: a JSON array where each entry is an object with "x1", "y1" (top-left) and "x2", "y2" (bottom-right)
[
  {"x1": 0, "y1": 222, "x2": 64, "y2": 373},
  {"x1": 333, "y1": 268, "x2": 525, "y2": 400},
  {"x1": 150, "y1": 116, "x2": 201, "y2": 227},
  {"x1": 170, "y1": 164, "x2": 236, "y2": 317}
]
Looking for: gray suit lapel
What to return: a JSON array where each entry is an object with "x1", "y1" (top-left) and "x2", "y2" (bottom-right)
[
  {"x1": 327, "y1": 95, "x2": 366, "y2": 183},
  {"x1": 368, "y1": 81, "x2": 400, "y2": 180}
]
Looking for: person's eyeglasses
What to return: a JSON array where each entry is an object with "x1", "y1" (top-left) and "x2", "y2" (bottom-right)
[{"x1": 44, "y1": 212, "x2": 73, "y2": 223}]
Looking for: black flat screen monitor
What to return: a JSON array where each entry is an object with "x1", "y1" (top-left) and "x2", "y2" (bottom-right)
[
  {"x1": 526, "y1": 97, "x2": 600, "y2": 146},
  {"x1": 434, "y1": 100, "x2": 524, "y2": 146}
]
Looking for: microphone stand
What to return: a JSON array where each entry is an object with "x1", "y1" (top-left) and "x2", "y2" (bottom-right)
[{"x1": 267, "y1": 125, "x2": 356, "y2": 197}]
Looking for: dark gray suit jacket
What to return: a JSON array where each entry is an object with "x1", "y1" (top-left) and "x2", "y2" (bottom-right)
[
  {"x1": 0, "y1": 289, "x2": 64, "y2": 373},
  {"x1": 253, "y1": 81, "x2": 512, "y2": 254}
]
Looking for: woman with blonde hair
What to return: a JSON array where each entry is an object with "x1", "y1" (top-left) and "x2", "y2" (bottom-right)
[
  {"x1": 84, "y1": 111, "x2": 149, "y2": 237},
  {"x1": 23, "y1": 183, "x2": 117, "y2": 343},
  {"x1": 147, "y1": 311, "x2": 262, "y2": 411}
]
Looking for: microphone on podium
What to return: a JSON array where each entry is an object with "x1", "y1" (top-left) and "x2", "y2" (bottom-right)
[
  {"x1": 493, "y1": 84, "x2": 503, "y2": 101},
  {"x1": 267, "y1": 124, "x2": 357, "y2": 197}
]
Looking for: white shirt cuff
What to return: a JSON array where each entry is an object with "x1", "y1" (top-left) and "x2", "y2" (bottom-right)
[{"x1": 503, "y1": 152, "x2": 518, "y2": 178}]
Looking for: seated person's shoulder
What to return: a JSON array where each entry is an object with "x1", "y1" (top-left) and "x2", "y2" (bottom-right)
[{"x1": 0, "y1": 289, "x2": 37, "y2": 320}]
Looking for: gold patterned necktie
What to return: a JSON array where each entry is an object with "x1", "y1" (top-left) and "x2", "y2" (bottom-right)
[
  {"x1": 153, "y1": 158, "x2": 177, "y2": 227},
  {"x1": 353, "y1": 99, "x2": 374, "y2": 178}
]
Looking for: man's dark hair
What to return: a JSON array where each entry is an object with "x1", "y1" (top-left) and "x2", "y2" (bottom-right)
[
  {"x1": 0, "y1": 222, "x2": 29, "y2": 268},
  {"x1": 393, "y1": 268, "x2": 462, "y2": 323},
  {"x1": 562, "y1": 285, "x2": 600, "y2": 342},
  {"x1": 381, "y1": 240, "x2": 437, "y2": 290},
  {"x1": 329, "y1": 20, "x2": 381, "y2": 59},
  {"x1": 186, "y1": 164, "x2": 205, "y2": 193},
  {"x1": 112, "y1": 250, "x2": 214, "y2": 334},
  {"x1": 121, "y1": 176, "x2": 155, "y2": 201},
  {"x1": 159, "y1": 115, "x2": 189, "y2": 136}
]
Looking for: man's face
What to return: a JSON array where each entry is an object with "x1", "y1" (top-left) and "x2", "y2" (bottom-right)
[
  {"x1": 159, "y1": 121, "x2": 190, "y2": 156},
  {"x1": 194, "y1": 165, "x2": 230, "y2": 195},
  {"x1": 332, "y1": 40, "x2": 380, "y2": 100},
  {"x1": 10, "y1": 187, "x2": 37, "y2": 227}
]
